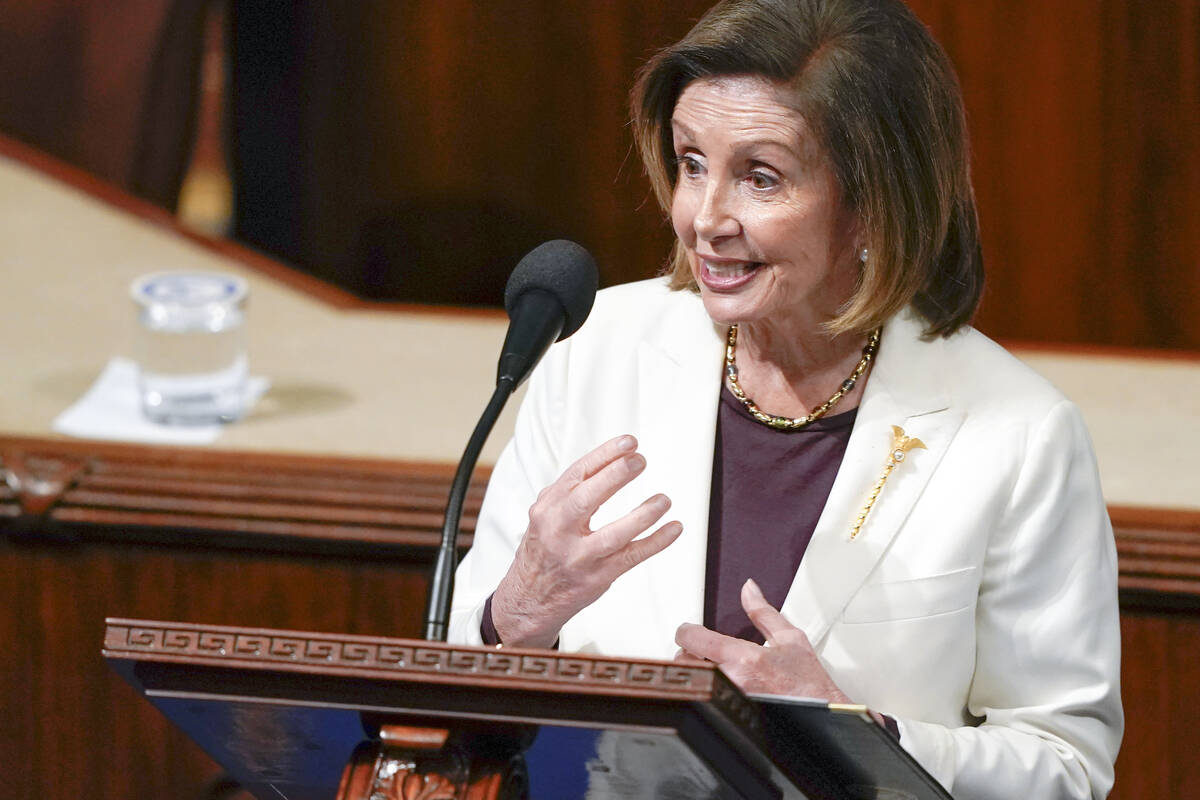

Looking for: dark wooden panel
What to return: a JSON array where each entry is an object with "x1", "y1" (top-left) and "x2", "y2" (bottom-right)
[
  {"x1": 2, "y1": 537, "x2": 433, "y2": 799},
  {"x1": 1111, "y1": 506, "x2": 1200, "y2": 604},
  {"x1": 0, "y1": 0, "x2": 209, "y2": 208},
  {"x1": 7, "y1": 438, "x2": 1198, "y2": 604},
  {"x1": 895, "y1": 0, "x2": 1200, "y2": 350},
  {"x1": 220, "y1": 0, "x2": 1200, "y2": 350},
  {"x1": 1112, "y1": 611, "x2": 1200, "y2": 798},
  {"x1": 228, "y1": 0, "x2": 715, "y2": 304},
  {"x1": 0, "y1": 436, "x2": 479, "y2": 800}
]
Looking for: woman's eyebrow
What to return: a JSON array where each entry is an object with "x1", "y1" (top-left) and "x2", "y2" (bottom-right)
[{"x1": 670, "y1": 118, "x2": 697, "y2": 141}]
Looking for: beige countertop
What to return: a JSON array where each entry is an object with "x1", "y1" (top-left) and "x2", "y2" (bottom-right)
[
  {"x1": 1, "y1": 150, "x2": 1195, "y2": 511},
  {"x1": 0, "y1": 151, "x2": 522, "y2": 465}
]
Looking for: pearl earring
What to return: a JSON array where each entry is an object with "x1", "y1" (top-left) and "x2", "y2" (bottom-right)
[{"x1": 859, "y1": 247, "x2": 869, "y2": 263}]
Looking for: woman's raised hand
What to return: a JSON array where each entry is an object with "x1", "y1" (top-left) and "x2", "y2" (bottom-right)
[
  {"x1": 490, "y1": 435, "x2": 683, "y2": 648},
  {"x1": 675, "y1": 579, "x2": 851, "y2": 703}
]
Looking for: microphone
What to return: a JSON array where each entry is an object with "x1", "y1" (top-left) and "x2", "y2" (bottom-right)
[
  {"x1": 424, "y1": 240, "x2": 598, "y2": 641},
  {"x1": 497, "y1": 239, "x2": 598, "y2": 387}
]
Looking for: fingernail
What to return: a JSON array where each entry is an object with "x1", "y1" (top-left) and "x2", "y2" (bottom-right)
[
  {"x1": 744, "y1": 578, "x2": 764, "y2": 598},
  {"x1": 628, "y1": 453, "x2": 646, "y2": 472},
  {"x1": 617, "y1": 435, "x2": 636, "y2": 452},
  {"x1": 652, "y1": 493, "x2": 671, "y2": 510}
]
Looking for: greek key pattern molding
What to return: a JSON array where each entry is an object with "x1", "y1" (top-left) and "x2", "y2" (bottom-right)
[{"x1": 104, "y1": 621, "x2": 719, "y2": 697}]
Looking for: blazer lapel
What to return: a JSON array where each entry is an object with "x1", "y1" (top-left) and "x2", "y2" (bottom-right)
[
  {"x1": 632, "y1": 295, "x2": 725, "y2": 651},
  {"x1": 781, "y1": 311, "x2": 966, "y2": 647}
]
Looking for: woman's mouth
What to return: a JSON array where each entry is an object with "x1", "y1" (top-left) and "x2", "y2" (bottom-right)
[{"x1": 698, "y1": 257, "x2": 764, "y2": 290}]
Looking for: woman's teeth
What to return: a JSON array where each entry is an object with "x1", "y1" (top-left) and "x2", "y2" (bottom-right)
[{"x1": 705, "y1": 260, "x2": 759, "y2": 277}]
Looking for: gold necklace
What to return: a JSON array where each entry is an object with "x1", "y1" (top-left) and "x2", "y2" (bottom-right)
[{"x1": 724, "y1": 325, "x2": 881, "y2": 431}]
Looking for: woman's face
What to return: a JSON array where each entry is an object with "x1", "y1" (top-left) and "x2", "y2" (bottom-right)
[{"x1": 670, "y1": 76, "x2": 860, "y2": 332}]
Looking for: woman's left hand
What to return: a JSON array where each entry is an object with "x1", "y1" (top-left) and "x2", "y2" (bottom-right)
[{"x1": 674, "y1": 579, "x2": 851, "y2": 702}]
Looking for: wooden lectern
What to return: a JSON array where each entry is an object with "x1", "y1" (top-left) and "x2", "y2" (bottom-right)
[{"x1": 104, "y1": 618, "x2": 950, "y2": 800}]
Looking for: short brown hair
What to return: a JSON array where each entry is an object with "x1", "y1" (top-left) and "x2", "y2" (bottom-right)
[{"x1": 631, "y1": 0, "x2": 982, "y2": 337}]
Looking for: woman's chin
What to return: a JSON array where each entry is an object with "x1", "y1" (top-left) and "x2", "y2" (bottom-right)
[{"x1": 699, "y1": 291, "x2": 764, "y2": 327}]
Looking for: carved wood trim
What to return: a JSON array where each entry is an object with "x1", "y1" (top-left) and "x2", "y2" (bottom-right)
[
  {"x1": 0, "y1": 435, "x2": 485, "y2": 555},
  {"x1": 380, "y1": 726, "x2": 452, "y2": 751},
  {"x1": 1111, "y1": 505, "x2": 1200, "y2": 605},
  {"x1": 102, "y1": 618, "x2": 732, "y2": 702},
  {"x1": 5, "y1": 436, "x2": 1200, "y2": 602},
  {"x1": 337, "y1": 726, "x2": 521, "y2": 800}
]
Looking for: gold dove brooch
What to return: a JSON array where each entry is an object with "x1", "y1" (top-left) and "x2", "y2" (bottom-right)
[{"x1": 850, "y1": 425, "x2": 926, "y2": 540}]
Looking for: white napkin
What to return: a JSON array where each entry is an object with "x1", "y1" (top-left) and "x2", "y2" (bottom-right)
[{"x1": 52, "y1": 357, "x2": 269, "y2": 445}]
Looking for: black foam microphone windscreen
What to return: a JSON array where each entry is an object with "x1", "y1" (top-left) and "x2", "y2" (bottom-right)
[{"x1": 503, "y1": 239, "x2": 598, "y2": 341}]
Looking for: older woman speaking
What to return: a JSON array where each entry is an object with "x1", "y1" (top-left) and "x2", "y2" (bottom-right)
[{"x1": 449, "y1": 0, "x2": 1123, "y2": 797}]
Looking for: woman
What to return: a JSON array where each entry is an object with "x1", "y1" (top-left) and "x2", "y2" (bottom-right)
[{"x1": 449, "y1": 1, "x2": 1123, "y2": 797}]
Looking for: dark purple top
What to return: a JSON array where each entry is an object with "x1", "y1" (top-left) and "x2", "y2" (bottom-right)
[
  {"x1": 708, "y1": 387, "x2": 898, "y2": 740},
  {"x1": 705, "y1": 385, "x2": 857, "y2": 642}
]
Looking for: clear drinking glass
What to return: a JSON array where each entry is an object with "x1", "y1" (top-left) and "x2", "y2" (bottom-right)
[{"x1": 131, "y1": 271, "x2": 249, "y2": 424}]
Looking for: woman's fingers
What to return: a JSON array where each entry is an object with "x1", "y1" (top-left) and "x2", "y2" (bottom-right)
[
  {"x1": 590, "y1": 493, "x2": 672, "y2": 554},
  {"x1": 673, "y1": 595, "x2": 845, "y2": 701},
  {"x1": 740, "y1": 579, "x2": 798, "y2": 644},
  {"x1": 560, "y1": 435, "x2": 637, "y2": 485},
  {"x1": 529, "y1": 436, "x2": 644, "y2": 533},
  {"x1": 674, "y1": 622, "x2": 750, "y2": 664},
  {"x1": 541, "y1": 435, "x2": 648, "y2": 523},
  {"x1": 566, "y1": 452, "x2": 646, "y2": 516},
  {"x1": 616, "y1": 520, "x2": 683, "y2": 570}
]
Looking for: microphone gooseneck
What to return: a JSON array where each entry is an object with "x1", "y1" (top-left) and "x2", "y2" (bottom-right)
[
  {"x1": 423, "y1": 379, "x2": 514, "y2": 642},
  {"x1": 424, "y1": 240, "x2": 598, "y2": 642}
]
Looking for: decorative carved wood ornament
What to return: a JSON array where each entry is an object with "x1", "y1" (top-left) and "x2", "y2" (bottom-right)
[
  {"x1": 337, "y1": 726, "x2": 525, "y2": 800},
  {"x1": 102, "y1": 619, "x2": 735, "y2": 702}
]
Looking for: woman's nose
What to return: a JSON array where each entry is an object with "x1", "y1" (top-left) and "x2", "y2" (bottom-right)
[{"x1": 693, "y1": 183, "x2": 739, "y2": 241}]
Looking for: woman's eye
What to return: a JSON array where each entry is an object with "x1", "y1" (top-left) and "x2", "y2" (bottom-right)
[
  {"x1": 748, "y1": 171, "x2": 778, "y2": 190},
  {"x1": 676, "y1": 154, "x2": 703, "y2": 177}
]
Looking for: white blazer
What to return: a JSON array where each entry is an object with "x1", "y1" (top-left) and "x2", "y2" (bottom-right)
[{"x1": 451, "y1": 279, "x2": 1123, "y2": 800}]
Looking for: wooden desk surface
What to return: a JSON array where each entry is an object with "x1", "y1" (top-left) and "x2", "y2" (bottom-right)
[
  {"x1": 0, "y1": 143, "x2": 522, "y2": 466},
  {"x1": 0, "y1": 137, "x2": 1196, "y2": 515}
]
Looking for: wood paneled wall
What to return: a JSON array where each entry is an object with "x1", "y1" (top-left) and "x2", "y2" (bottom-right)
[
  {"x1": 1, "y1": 539, "x2": 429, "y2": 799},
  {"x1": 908, "y1": 0, "x2": 1200, "y2": 349},
  {"x1": 1117, "y1": 611, "x2": 1200, "y2": 798},
  {"x1": 1, "y1": 1, "x2": 1192, "y2": 345},
  {"x1": 229, "y1": 1, "x2": 714, "y2": 305},
  {"x1": 0, "y1": 0, "x2": 209, "y2": 208},
  {"x1": 224, "y1": 0, "x2": 1199, "y2": 350}
]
